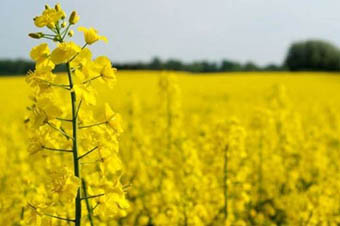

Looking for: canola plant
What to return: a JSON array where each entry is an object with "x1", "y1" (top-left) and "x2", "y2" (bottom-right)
[{"x1": 24, "y1": 4, "x2": 127, "y2": 225}]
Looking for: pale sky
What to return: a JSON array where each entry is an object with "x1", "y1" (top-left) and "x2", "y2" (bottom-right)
[{"x1": 1, "y1": 0, "x2": 340, "y2": 65}]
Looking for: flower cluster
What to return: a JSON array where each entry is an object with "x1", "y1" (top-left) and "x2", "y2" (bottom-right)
[{"x1": 25, "y1": 4, "x2": 127, "y2": 225}]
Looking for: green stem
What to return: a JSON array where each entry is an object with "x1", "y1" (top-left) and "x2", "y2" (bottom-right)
[
  {"x1": 82, "y1": 179, "x2": 94, "y2": 226},
  {"x1": 82, "y1": 75, "x2": 102, "y2": 85},
  {"x1": 223, "y1": 144, "x2": 229, "y2": 223},
  {"x1": 47, "y1": 122, "x2": 73, "y2": 140},
  {"x1": 68, "y1": 44, "x2": 88, "y2": 63},
  {"x1": 43, "y1": 33, "x2": 56, "y2": 37},
  {"x1": 78, "y1": 146, "x2": 98, "y2": 160},
  {"x1": 75, "y1": 99, "x2": 83, "y2": 119},
  {"x1": 28, "y1": 203, "x2": 75, "y2": 223},
  {"x1": 42, "y1": 37, "x2": 58, "y2": 41},
  {"x1": 67, "y1": 62, "x2": 82, "y2": 226},
  {"x1": 79, "y1": 121, "x2": 107, "y2": 129},
  {"x1": 56, "y1": 117, "x2": 73, "y2": 122},
  {"x1": 258, "y1": 135, "x2": 263, "y2": 202},
  {"x1": 42, "y1": 146, "x2": 73, "y2": 153},
  {"x1": 62, "y1": 24, "x2": 72, "y2": 40},
  {"x1": 20, "y1": 207, "x2": 25, "y2": 220},
  {"x1": 81, "y1": 193, "x2": 104, "y2": 200},
  {"x1": 44, "y1": 213, "x2": 75, "y2": 223}
]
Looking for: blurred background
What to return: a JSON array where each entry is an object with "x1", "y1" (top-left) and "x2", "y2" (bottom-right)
[{"x1": 2, "y1": 0, "x2": 340, "y2": 74}]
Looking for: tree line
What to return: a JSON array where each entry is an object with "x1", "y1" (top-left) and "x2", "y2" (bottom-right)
[
  {"x1": 1, "y1": 39, "x2": 340, "y2": 75},
  {"x1": 0, "y1": 58, "x2": 283, "y2": 75}
]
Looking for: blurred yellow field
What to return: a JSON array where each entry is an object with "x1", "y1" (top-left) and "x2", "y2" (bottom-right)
[
  {"x1": 3, "y1": 71, "x2": 340, "y2": 116},
  {"x1": 2, "y1": 71, "x2": 340, "y2": 225}
]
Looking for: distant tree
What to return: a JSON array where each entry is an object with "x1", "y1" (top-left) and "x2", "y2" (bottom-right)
[
  {"x1": 263, "y1": 64, "x2": 282, "y2": 71},
  {"x1": 284, "y1": 40, "x2": 340, "y2": 71},
  {"x1": 164, "y1": 59, "x2": 183, "y2": 71},
  {"x1": 244, "y1": 61, "x2": 258, "y2": 71},
  {"x1": 199, "y1": 61, "x2": 218, "y2": 72},
  {"x1": 220, "y1": 59, "x2": 242, "y2": 71},
  {"x1": 186, "y1": 62, "x2": 204, "y2": 73},
  {"x1": 150, "y1": 57, "x2": 162, "y2": 70},
  {"x1": 0, "y1": 59, "x2": 34, "y2": 75}
]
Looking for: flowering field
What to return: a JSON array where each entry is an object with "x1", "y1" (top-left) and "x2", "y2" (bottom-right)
[{"x1": 2, "y1": 71, "x2": 340, "y2": 225}]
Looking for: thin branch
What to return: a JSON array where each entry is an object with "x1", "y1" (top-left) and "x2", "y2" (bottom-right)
[
  {"x1": 92, "y1": 203, "x2": 100, "y2": 211},
  {"x1": 67, "y1": 43, "x2": 88, "y2": 63},
  {"x1": 78, "y1": 146, "x2": 99, "y2": 160},
  {"x1": 42, "y1": 37, "x2": 57, "y2": 41},
  {"x1": 43, "y1": 33, "x2": 56, "y2": 37},
  {"x1": 79, "y1": 121, "x2": 107, "y2": 129},
  {"x1": 44, "y1": 213, "x2": 76, "y2": 222},
  {"x1": 27, "y1": 203, "x2": 38, "y2": 211},
  {"x1": 27, "y1": 203, "x2": 75, "y2": 222},
  {"x1": 81, "y1": 193, "x2": 105, "y2": 201},
  {"x1": 56, "y1": 117, "x2": 73, "y2": 122},
  {"x1": 62, "y1": 24, "x2": 72, "y2": 40},
  {"x1": 75, "y1": 99, "x2": 83, "y2": 119},
  {"x1": 47, "y1": 122, "x2": 73, "y2": 140},
  {"x1": 82, "y1": 75, "x2": 102, "y2": 85},
  {"x1": 37, "y1": 79, "x2": 71, "y2": 90},
  {"x1": 42, "y1": 146, "x2": 73, "y2": 153},
  {"x1": 20, "y1": 207, "x2": 25, "y2": 220}
]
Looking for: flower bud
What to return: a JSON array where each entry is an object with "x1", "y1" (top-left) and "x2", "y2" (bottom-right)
[
  {"x1": 68, "y1": 30, "x2": 74, "y2": 37},
  {"x1": 55, "y1": 3, "x2": 61, "y2": 11},
  {"x1": 61, "y1": 22, "x2": 67, "y2": 28},
  {"x1": 45, "y1": 4, "x2": 50, "y2": 10},
  {"x1": 55, "y1": 4, "x2": 66, "y2": 19},
  {"x1": 28, "y1": 32, "x2": 44, "y2": 39},
  {"x1": 69, "y1": 11, "x2": 80, "y2": 25}
]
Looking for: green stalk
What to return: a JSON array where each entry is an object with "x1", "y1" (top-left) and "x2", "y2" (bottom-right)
[
  {"x1": 82, "y1": 178, "x2": 94, "y2": 226},
  {"x1": 223, "y1": 144, "x2": 228, "y2": 223},
  {"x1": 67, "y1": 62, "x2": 82, "y2": 226}
]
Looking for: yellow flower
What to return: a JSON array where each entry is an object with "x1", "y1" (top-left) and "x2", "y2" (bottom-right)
[
  {"x1": 36, "y1": 95, "x2": 63, "y2": 120},
  {"x1": 50, "y1": 42, "x2": 81, "y2": 65},
  {"x1": 30, "y1": 44, "x2": 55, "y2": 71},
  {"x1": 78, "y1": 27, "x2": 108, "y2": 45},
  {"x1": 48, "y1": 167, "x2": 80, "y2": 203},
  {"x1": 30, "y1": 43, "x2": 50, "y2": 63},
  {"x1": 26, "y1": 70, "x2": 55, "y2": 94},
  {"x1": 105, "y1": 103, "x2": 123, "y2": 133},
  {"x1": 27, "y1": 136, "x2": 45, "y2": 155},
  {"x1": 73, "y1": 84, "x2": 97, "y2": 105},
  {"x1": 34, "y1": 8, "x2": 64, "y2": 28},
  {"x1": 94, "y1": 56, "x2": 117, "y2": 88},
  {"x1": 70, "y1": 48, "x2": 92, "y2": 70}
]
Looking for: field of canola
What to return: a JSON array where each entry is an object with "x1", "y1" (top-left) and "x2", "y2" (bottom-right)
[{"x1": 1, "y1": 71, "x2": 340, "y2": 225}]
